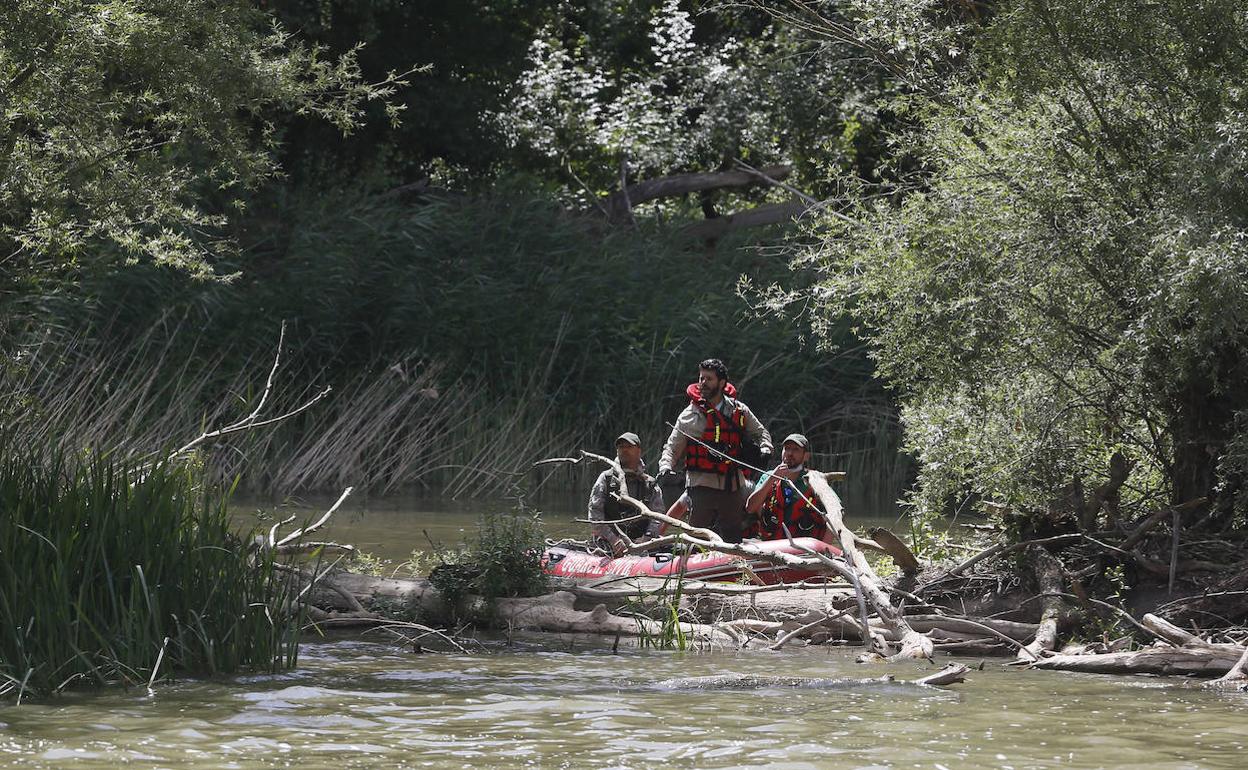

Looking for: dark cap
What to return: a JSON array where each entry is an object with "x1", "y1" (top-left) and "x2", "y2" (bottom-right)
[
  {"x1": 782, "y1": 433, "x2": 810, "y2": 450},
  {"x1": 615, "y1": 432, "x2": 641, "y2": 446}
]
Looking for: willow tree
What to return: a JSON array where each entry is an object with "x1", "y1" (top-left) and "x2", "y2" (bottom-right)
[
  {"x1": 765, "y1": 0, "x2": 1248, "y2": 528},
  {"x1": 0, "y1": 0, "x2": 407, "y2": 295}
]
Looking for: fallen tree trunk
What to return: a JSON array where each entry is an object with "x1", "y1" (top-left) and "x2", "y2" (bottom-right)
[
  {"x1": 495, "y1": 591, "x2": 735, "y2": 643},
  {"x1": 306, "y1": 568, "x2": 1039, "y2": 655},
  {"x1": 1028, "y1": 611, "x2": 1248, "y2": 678},
  {"x1": 1029, "y1": 646, "x2": 1246, "y2": 676},
  {"x1": 1204, "y1": 644, "x2": 1248, "y2": 691},
  {"x1": 682, "y1": 200, "x2": 810, "y2": 240},
  {"x1": 1019, "y1": 545, "x2": 1065, "y2": 661}
]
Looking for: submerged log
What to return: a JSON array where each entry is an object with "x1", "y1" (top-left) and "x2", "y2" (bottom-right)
[
  {"x1": 656, "y1": 664, "x2": 969, "y2": 690},
  {"x1": 495, "y1": 591, "x2": 735, "y2": 643},
  {"x1": 1204, "y1": 644, "x2": 1248, "y2": 691}
]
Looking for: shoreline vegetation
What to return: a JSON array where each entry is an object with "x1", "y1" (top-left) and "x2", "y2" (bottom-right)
[
  {"x1": 1, "y1": 187, "x2": 909, "y2": 512},
  {"x1": 0, "y1": 445, "x2": 300, "y2": 702},
  {"x1": 286, "y1": 463, "x2": 1248, "y2": 691},
  {"x1": 4, "y1": 0, "x2": 1248, "y2": 706}
]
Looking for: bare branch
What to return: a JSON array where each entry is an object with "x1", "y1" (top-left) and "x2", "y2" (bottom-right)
[{"x1": 275, "y1": 487, "x2": 354, "y2": 548}]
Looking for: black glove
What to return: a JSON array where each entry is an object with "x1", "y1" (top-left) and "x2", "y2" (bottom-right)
[{"x1": 656, "y1": 468, "x2": 678, "y2": 485}]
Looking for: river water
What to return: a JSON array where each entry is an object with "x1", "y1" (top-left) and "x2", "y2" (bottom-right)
[{"x1": 2, "y1": 495, "x2": 1246, "y2": 768}]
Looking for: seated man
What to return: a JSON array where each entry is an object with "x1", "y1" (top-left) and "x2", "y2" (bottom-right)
[
  {"x1": 743, "y1": 433, "x2": 830, "y2": 542},
  {"x1": 587, "y1": 432, "x2": 665, "y2": 556}
]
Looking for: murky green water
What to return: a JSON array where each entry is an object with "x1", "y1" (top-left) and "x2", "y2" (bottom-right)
[{"x1": 3, "y1": 498, "x2": 1245, "y2": 768}]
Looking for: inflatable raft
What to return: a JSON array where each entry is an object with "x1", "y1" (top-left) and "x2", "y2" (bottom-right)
[{"x1": 541, "y1": 537, "x2": 842, "y2": 583}]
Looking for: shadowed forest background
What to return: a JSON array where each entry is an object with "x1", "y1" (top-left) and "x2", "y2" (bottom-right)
[{"x1": 4, "y1": 0, "x2": 1248, "y2": 533}]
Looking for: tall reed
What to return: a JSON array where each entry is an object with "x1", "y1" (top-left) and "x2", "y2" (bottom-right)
[
  {"x1": 2, "y1": 183, "x2": 910, "y2": 508},
  {"x1": 0, "y1": 441, "x2": 299, "y2": 701}
]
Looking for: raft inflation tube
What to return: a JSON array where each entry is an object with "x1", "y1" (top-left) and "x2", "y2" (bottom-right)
[{"x1": 541, "y1": 537, "x2": 842, "y2": 584}]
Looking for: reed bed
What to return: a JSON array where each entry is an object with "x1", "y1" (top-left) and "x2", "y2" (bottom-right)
[
  {"x1": 0, "y1": 443, "x2": 298, "y2": 702},
  {"x1": 1, "y1": 185, "x2": 911, "y2": 508}
]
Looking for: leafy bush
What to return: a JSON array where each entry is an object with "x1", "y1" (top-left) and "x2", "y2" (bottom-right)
[
  {"x1": 776, "y1": 0, "x2": 1248, "y2": 530},
  {"x1": 428, "y1": 510, "x2": 549, "y2": 618}
]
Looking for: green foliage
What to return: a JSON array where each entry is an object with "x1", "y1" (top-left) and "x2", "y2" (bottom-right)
[
  {"x1": 472, "y1": 510, "x2": 551, "y2": 602},
  {"x1": 0, "y1": 441, "x2": 299, "y2": 702},
  {"x1": 6, "y1": 181, "x2": 904, "y2": 509},
  {"x1": 428, "y1": 510, "x2": 549, "y2": 619},
  {"x1": 0, "y1": 0, "x2": 405, "y2": 290},
  {"x1": 777, "y1": 0, "x2": 1248, "y2": 527},
  {"x1": 261, "y1": 0, "x2": 563, "y2": 182},
  {"x1": 629, "y1": 569, "x2": 690, "y2": 650},
  {"x1": 501, "y1": 0, "x2": 887, "y2": 196}
]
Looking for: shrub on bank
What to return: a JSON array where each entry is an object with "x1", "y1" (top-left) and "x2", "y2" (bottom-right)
[{"x1": 428, "y1": 509, "x2": 548, "y2": 620}]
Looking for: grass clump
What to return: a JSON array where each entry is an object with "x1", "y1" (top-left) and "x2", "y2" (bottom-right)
[{"x1": 0, "y1": 441, "x2": 299, "y2": 702}]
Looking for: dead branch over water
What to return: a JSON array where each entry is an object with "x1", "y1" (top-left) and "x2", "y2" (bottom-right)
[{"x1": 270, "y1": 447, "x2": 1248, "y2": 686}]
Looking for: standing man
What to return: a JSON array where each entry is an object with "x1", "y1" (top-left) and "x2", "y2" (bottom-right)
[
  {"x1": 588, "y1": 432, "x2": 665, "y2": 556},
  {"x1": 658, "y1": 358, "x2": 771, "y2": 543},
  {"x1": 744, "y1": 433, "x2": 830, "y2": 542}
]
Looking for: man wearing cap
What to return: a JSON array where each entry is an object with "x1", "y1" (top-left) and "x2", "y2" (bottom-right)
[
  {"x1": 587, "y1": 432, "x2": 666, "y2": 556},
  {"x1": 743, "y1": 433, "x2": 830, "y2": 542},
  {"x1": 658, "y1": 358, "x2": 772, "y2": 543}
]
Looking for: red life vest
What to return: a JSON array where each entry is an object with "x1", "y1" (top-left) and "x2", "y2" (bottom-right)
[
  {"x1": 745, "y1": 474, "x2": 827, "y2": 541},
  {"x1": 684, "y1": 400, "x2": 747, "y2": 476}
]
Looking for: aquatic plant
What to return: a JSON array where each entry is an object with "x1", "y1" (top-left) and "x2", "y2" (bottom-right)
[
  {"x1": 623, "y1": 553, "x2": 695, "y2": 652},
  {"x1": 0, "y1": 442, "x2": 299, "y2": 702}
]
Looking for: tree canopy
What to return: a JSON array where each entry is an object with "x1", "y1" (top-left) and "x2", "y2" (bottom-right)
[
  {"x1": 0, "y1": 0, "x2": 404, "y2": 289},
  {"x1": 773, "y1": 0, "x2": 1248, "y2": 524}
]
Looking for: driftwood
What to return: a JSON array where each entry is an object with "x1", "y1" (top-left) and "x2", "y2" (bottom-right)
[
  {"x1": 1018, "y1": 545, "x2": 1065, "y2": 661},
  {"x1": 1029, "y1": 612, "x2": 1248, "y2": 678},
  {"x1": 1029, "y1": 646, "x2": 1245, "y2": 676},
  {"x1": 914, "y1": 663, "x2": 971, "y2": 686},
  {"x1": 867, "y1": 527, "x2": 920, "y2": 575},
  {"x1": 495, "y1": 591, "x2": 735, "y2": 643},
  {"x1": 165, "y1": 321, "x2": 331, "y2": 466},
  {"x1": 1205, "y1": 643, "x2": 1248, "y2": 691},
  {"x1": 807, "y1": 471, "x2": 934, "y2": 660}
]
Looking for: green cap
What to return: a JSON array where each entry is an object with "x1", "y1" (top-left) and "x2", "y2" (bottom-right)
[{"x1": 782, "y1": 433, "x2": 810, "y2": 450}]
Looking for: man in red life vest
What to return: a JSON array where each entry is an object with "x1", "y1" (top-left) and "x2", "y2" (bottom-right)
[
  {"x1": 588, "y1": 432, "x2": 665, "y2": 556},
  {"x1": 657, "y1": 358, "x2": 772, "y2": 543},
  {"x1": 743, "y1": 433, "x2": 831, "y2": 542}
]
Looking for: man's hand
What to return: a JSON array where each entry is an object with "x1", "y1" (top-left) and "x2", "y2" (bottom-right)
[
  {"x1": 611, "y1": 539, "x2": 628, "y2": 558},
  {"x1": 656, "y1": 468, "x2": 678, "y2": 485}
]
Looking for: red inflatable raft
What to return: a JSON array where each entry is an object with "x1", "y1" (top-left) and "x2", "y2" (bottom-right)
[{"x1": 541, "y1": 537, "x2": 842, "y2": 584}]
